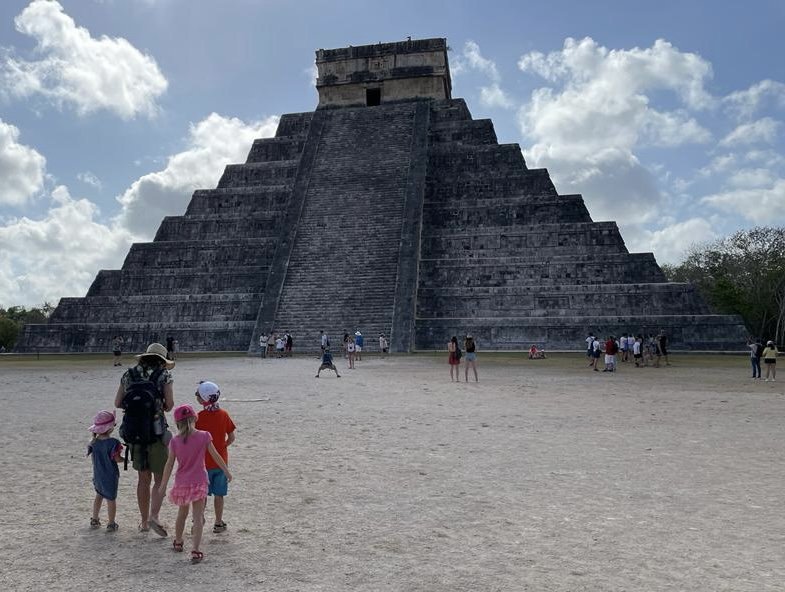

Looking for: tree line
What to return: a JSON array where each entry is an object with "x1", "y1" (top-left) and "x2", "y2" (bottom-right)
[
  {"x1": 0, "y1": 304, "x2": 54, "y2": 351},
  {"x1": 662, "y1": 226, "x2": 785, "y2": 345}
]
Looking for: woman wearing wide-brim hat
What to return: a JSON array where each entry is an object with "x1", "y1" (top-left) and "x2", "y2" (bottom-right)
[{"x1": 113, "y1": 342, "x2": 175, "y2": 535}]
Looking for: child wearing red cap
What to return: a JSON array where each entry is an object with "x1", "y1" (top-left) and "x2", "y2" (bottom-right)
[
  {"x1": 194, "y1": 381, "x2": 236, "y2": 534},
  {"x1": 87, "y1": 410, "x2": 123, "y2": 531},
  {"x1": 157, "y1": 404, "x2": 232, "y2": 564}
]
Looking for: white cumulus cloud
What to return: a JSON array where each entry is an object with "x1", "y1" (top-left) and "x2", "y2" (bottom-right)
[
  {"x1": 624, "y1": 217, "x2": 718, "y2": 264},
  {"x1": 114, "y1": 113, "x2": 279, "y2": 236},
  {"x1": 719, "y1": 117, "x2": 781, "y2": 147},
  {"x1": 1, "y1": 0, "x2": 168, "y2": 119},
  {"x1": 453, "y1": 41, "x2": 514, "y2": 110},
  {"x1": 700, "y1": 179, "x2": 785, "y2": 224},
  {"x1": 723, "y1": 79, "x2": 785, "y2": 119},
  {"x1": 0, "y1": 117, "x2": 46, "y2": 206},
  {"x1": 0, "y1": 185, "x2": 132, "y2": 307},
  {"x1": 517, "y1": 37, "x2": 714, "y2": 225}
]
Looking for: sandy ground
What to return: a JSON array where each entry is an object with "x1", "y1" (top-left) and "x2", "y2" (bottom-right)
[{"x1": 1, "y1": 351, "x2": 784, "y2": 591}]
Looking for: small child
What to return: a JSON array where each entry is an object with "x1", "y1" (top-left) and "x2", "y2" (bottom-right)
[
  {"x1": 316, "y1": 348, "x2": 341, "y2": 378},
  {"x1": 158, "y1": 404, "x2": 232, "y2": 564},
  {"x1": 194, "y1": 381, "x2": 236, "y2": 534},
  {"x1": 87, "y1": 410, "x2": 123, "y2": 531}
]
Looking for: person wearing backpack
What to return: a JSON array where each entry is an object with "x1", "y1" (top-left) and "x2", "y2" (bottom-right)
[{"x1": 114, "y1": 342, "x2": 175, "y2": 536}]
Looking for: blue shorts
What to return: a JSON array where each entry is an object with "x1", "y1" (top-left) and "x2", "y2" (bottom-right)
[{"x1": 207, "y1": 468, "x2": 229, "y2": 496}]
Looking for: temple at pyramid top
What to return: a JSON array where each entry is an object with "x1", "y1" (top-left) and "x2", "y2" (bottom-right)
[
  {"x1": 18, "y1": 37, "x2": 748, "y2": 354},
  {"x1": 315, "y1": 38, "x2": 452, "y2": 107}
]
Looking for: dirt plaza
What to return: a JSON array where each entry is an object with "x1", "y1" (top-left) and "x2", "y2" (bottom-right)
[{"x1": 1, "y1": 351, "x2": 783, "y2": 591}]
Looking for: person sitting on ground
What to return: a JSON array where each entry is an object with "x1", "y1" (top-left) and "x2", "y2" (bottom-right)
[
  {"x1": 528, "y1": 344, "x2": 546, "y2": 359},
  {"x1": 316, "y1": 348, "x2": 341, "y2": 378}
]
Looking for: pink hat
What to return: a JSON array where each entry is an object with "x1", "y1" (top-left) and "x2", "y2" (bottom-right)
[
  {"x1": 89, "y1": 410, "x2": 116, "y2": 434},
  {"x1": 173, "y1": 404, "x2": 197, "y2": 422}
]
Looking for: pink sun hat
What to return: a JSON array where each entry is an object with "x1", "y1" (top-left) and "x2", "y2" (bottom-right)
[
  {"x1": 173, "y1": 404, "x2": 197, "y2": 422},
  {"x1": 89, "y1": 410, "x2": 116, "y2": 434}
]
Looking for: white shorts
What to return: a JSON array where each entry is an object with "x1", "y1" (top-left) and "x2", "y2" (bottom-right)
[
  {"x1": 605, "y1": 354, "x2": 615, "y2": 365},
  {"x1": 355, "y1": 345, "x2": 362, "y2": 352}
]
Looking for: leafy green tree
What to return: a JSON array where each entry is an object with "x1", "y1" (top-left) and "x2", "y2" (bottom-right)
[
  {"x1": 663, "y1": 226, "x2": 785, "y2": 343},
  {"x1": 0, "y1": 302, "x2": 56, "y2": 350},
  {"x1": 0, "y1": 317, "x2": 19, "y2": 350}
]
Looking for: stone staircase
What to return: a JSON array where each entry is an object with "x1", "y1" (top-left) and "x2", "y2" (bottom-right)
[{"x1": 258, "y1": 102, "x2": 428, "y2": 352}]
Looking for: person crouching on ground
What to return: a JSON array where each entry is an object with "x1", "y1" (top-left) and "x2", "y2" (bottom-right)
[
  {"x1": 157, "y1": 405, "x2": 232, "y2": 564},
  {"x1": 115, "y1": 342, "x2": 174, "y2": 536},
  {"x1": 87, "y1": 410, "x2": 123, "y2": 531},
  {"x1": 195, "y1": 381, "x2": 236, "y2": 534},
  {"x1": 316, "y1": 348, "x2": 341, "y2": 378}
]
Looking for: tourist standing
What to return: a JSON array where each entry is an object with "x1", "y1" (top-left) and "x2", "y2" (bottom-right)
[
  {"x1": 657, "y1": 330, "x2": 670, "y2": 366},
  {"x1": 267, "y1": 333, "x2": 275, "y2": 357},
  {"x1": 166, "y1": 336, "x2": 175, "y2": 360},
  {"x1": 763, "y1": 340, "x2": 778, "y2": 381},
  {"x1": 464, "y1": 335, "x2": 478, "y2": 382},
  {"x1": 194, "y1": 381, "x2": 236, "y2": 535},
  {"x1": 603, "y1": 336, "x2": 617, "y2": 372},
  {"x1": 259, "y1": 334, "x2": 267, "y2": 358},
  {"x1": 87, "y1": 410, "x2": 123, "y2": 531},
  {"x1": 585, "y1": 332, "x2": 595, "y2": 366},
  {"x1": 157, "y1": 404, "x2": 232, "y2": 564},
  {"x1": 114, "y1": 342, "x2": 174, "y2": 536},
  {"x1": 619, "y1": 334, "x2": 628, "y2": 362},
  {"x1": 112, "y1": 335, "x2": 124, "y2": 366},
  {"x1": 285, "y1": 332, "x2": 293, "y2": 357},
  {"x1": 590, "y1": 335, "x2": 601, "y2": 371},
  {"x1": 320, "y1": 330, "x2": 329, "y2": 354},
  {"x1": 355, "y1": 331, "x2": 364, "y2": 361},
  {"x1": 448, "y1": 336, "x2": 461, "y2": 382},
  {"x1": 379, "y1": 333, "x2": 389, "y2": 355},
  {"x1": 748, "y1": 336, "x2": 762, "y2": 379},
  {"x1": 346, "y1": 336, "x2": 356, "y2": 369}
]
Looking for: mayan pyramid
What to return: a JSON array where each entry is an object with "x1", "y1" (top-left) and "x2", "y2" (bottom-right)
[{"x1": 19, "y1": 38, "x2": 747, "y2": 353}]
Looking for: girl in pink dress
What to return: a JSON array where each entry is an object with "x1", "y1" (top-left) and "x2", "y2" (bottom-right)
[{"x1": 157, "y1": 404, "x2": 232, "y2": 564}]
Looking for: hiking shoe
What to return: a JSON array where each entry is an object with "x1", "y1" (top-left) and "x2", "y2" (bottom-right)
[
  {"x1": 213, "y1": 521, "x2": 227, "y2": 534},
  {"x1": 106, "y1": 522, "x2": 119, "y2": 532}
]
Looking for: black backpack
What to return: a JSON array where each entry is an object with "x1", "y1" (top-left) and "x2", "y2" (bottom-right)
[
  {"x1": 755, "y1": 343, "x2": 764, "y2": 358},
  {"x1": 119, "y1": 367, "x2": 164, "y2": 469},
  {"x1": 455, "y1": 346, "x2": 462, "y2": 360}
]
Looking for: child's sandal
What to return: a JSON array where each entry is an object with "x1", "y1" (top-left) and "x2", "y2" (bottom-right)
[
  {"x1": 90, "y1": 518, "x2": 101, "y2": 529},
  {"x1": 172, "y1": 540, "x2": 184, "y2": 552},
  {"x1": 190, "y1": 550, "x2": 204, "y2": 564}
]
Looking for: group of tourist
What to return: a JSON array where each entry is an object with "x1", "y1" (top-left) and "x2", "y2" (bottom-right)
[
  {"x1": 447, "y1": 335, "x2": 479, "y2": 382},
  {"x1": 314, "y1": 330, "x2": 391, "y2": 377},
  {"x1": 88, "y1": 343, "x2": 236, "y2": 565},
  {"x1": 585, "y1": 331, "x2": 670, "y2": 372},
  {"x1": 748, "y1": 337, "x2": 779, "y2": 381},
  {"x1": 259, "y1": 332, "x2": 293, "y2": 358}
]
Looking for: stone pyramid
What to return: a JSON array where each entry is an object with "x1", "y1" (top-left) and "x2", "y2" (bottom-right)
[{"x1": 19, "y1": 38, "x2": 747, "y2": 353}]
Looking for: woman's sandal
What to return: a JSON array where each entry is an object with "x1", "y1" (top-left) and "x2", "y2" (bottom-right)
[
  {"x1": 190, "y1": 550, "x2": 204, "y2": 564},
  {"x1": 172, "y1": 540, "x2": 184, "y2": 552}
]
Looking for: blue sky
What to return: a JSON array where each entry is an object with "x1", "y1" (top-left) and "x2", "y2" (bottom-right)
[{"x1": 1, "y1": 0, "x2": 784, "y2": 307}]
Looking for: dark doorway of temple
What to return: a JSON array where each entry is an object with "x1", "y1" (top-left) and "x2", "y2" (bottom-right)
[{"x1": 366, "y1": 88, "x2": 381, "y2": 106}]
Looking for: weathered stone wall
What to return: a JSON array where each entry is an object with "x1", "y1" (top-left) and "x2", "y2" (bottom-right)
[
  {"x1": 413, "y1": 98, "x2": 748, "y2": 350},
  {"x1": 316, "y1": 38, "x2": 451, "y2": 107}
]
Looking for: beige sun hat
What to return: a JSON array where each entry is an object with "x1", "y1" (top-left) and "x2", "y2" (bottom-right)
[{"x1": 135, "y1": 342, "x2": 175, "y2": 369}]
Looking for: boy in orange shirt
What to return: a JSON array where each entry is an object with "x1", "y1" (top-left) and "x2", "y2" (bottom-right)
[{"x1": 194, "y1": 381, "x2": 236, "y2": 533}]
